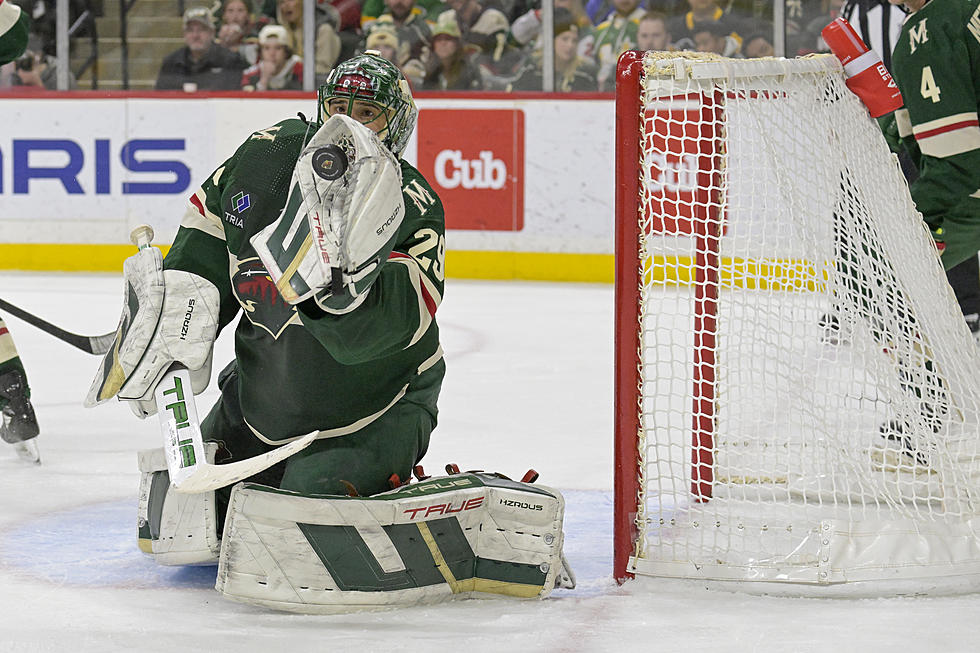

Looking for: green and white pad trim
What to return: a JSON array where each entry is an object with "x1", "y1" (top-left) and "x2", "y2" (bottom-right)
[{"x1": 215, "y1": 473, "x2": 575, "y2": 613}]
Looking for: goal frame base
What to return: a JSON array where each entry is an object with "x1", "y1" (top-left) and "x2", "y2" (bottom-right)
[
  {"x1": 624, "y1": 569, "x2": 980, "y2": 599},
  {"x1": 628, "y1": 514, "x2": 980, "y2": 597}
]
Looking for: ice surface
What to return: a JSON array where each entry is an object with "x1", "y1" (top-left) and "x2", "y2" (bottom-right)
[{"x1": 1, "y1": 272, "x2": 979, "y2": 652}]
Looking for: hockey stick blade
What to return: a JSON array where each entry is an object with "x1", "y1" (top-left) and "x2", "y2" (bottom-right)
[
  {"x1": 170, "y1": 431, "x2": 319, "y2": 494},
  {"x1": 156, "y1": 365, "x2": 318, "y2": 494},
  {"x1": 0, "y1": 297, "x2": 115, "y2": 355}
]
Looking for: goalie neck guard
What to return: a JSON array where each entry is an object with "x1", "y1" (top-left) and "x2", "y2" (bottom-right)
[{"x1": 317, "y1": 50, "x2": 418, "y2": 158}]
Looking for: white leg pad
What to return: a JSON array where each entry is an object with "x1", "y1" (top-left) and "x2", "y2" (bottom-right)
[
  {"x1": 215, "y1": 473, "x2": 574, "y2": 613},
  {"x1": 137, "y1": 444, "x2": 221, "y2": 565}
]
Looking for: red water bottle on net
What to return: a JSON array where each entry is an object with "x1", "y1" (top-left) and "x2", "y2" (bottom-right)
[{"x1": 821, "y1": 17, "x2": 903, "y2": 117}]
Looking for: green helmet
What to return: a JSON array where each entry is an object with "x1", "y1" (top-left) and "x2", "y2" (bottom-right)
[{"x1": 317, "y1": 51, "x2": 418, "y2": 157}]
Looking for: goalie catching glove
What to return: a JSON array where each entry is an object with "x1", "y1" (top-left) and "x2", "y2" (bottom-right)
[
  {"x1": 251, "y1": 113, "x2": 405, "y2": 314},
  {"x1": 85, "y1": 244, "x2": 220, "y2": 417}
]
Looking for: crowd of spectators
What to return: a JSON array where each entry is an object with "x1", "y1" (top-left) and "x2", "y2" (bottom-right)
[
  {"x1": 161, "y1": 0, "x2": 846, "y2": 92},
  {"x1": 0, "y1": 0, "x2": 849, "y2": 92}
]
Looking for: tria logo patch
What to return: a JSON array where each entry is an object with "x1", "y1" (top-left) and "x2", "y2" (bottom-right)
[
  {"x1": 232, "y1": 191, "x2": 251, "y2": 213},
  {"x1": 225, "y1": 191, "x2": 251, "y2": 228}
]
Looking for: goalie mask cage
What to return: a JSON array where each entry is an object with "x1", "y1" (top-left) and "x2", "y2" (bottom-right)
[{"x1": 613, "y1": 50, "x2": 980, "y2": 596}]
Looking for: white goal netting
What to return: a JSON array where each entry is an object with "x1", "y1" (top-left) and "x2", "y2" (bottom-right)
[{"x1": 617, "y1": 52, "x2": 980, "y2": 594}]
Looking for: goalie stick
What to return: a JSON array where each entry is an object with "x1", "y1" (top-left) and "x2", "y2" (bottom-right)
[
  {"x1": 129, "y1": 225, "x2": 318, "y2": 494},
  {"x1": 0, "y1": 297, "x2": 115, "y2": 355}
]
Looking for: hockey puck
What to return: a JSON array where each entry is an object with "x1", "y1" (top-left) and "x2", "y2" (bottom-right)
[{"x1": 312, "y1": 145, "x2": 348, "y2": 181}]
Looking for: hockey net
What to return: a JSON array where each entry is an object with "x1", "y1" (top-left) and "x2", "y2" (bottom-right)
[{"x1": 614, "y1": 51, "x2": 980, "y2": 595}]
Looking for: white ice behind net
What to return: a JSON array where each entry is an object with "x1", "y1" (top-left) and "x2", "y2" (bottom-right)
[{"x1": 633, "y1": 53, "x2": 980, "y2": 591}]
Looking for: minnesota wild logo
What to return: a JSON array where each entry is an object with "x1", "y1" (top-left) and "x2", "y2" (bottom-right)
[{"x1": 231, "y1": 257, "x2": 300, "y2": 339}]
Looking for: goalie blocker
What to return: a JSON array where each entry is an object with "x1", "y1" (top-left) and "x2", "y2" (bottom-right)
[
  {"x1": 216, "y1": 472, "x2": 575, "y2": 613},
  {"x1": 84, "y1": 241, "x2": 220, "y2": 417}
]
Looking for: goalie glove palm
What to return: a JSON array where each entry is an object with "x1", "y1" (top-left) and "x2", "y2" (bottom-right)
[{"x1": 251, "y1": 114, "x2": 405, "y2": 312}]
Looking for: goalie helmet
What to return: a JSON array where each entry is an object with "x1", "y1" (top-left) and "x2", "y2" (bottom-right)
[{"x1": 317, "y1": 50, "x2": 418, "y2": 157}]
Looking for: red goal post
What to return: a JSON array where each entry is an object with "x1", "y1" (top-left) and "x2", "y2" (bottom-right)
[
  {"x1": 613, "y1": 50, "x2": 980, "y2": 595},
  {"x1": 613, "y1": 50, "x2": 644, "y2": 584}
]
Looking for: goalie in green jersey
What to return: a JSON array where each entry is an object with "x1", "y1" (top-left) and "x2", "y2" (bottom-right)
[
  {"x1": 89, "y1": 49, "x2": 447, "y2": 558},
  {"x1": 88, "y1": 53, "x2": 574, "y2": 609},
  {"x1": 198, "y1": 51, "x2": 445, "y2": 504},
  {"x1": 172, "y1": 50, "x2": 441, "y2": 497}
]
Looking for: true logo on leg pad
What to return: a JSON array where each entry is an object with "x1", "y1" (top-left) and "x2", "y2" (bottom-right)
[{"x1": 312, "y1": 145, "x2": 348, "y2": 181}]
